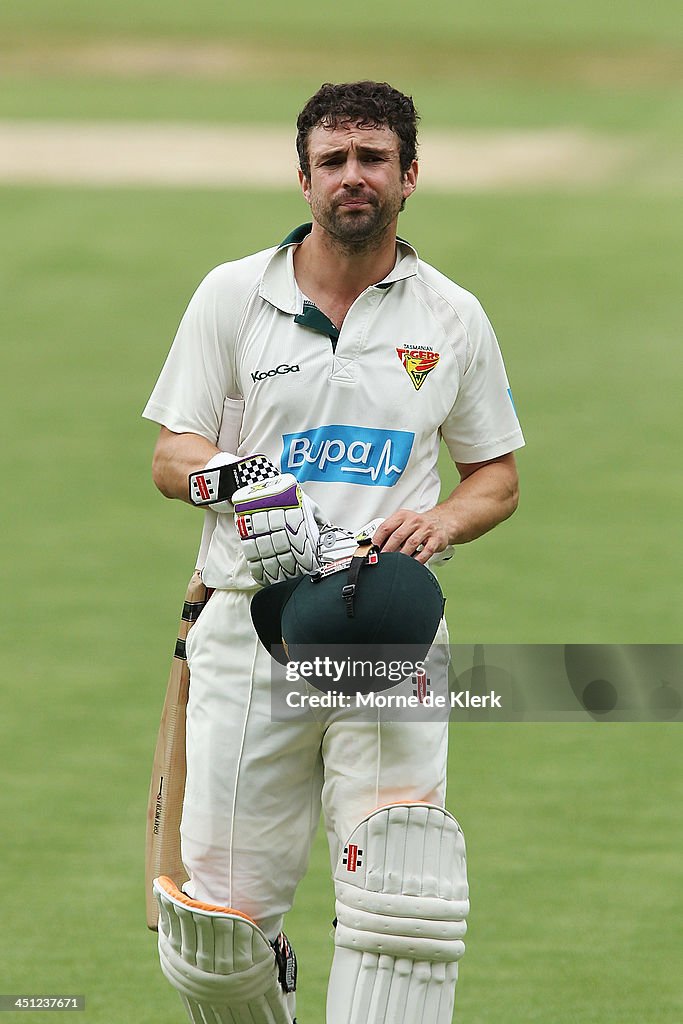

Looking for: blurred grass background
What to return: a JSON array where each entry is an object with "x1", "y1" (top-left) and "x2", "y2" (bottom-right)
[
  {"x1": 1, "y1": 0, "x2": 681, "y2": 135},
  {"x1": 1, "y1": 1, "x2": 681, "y2": 1021}
]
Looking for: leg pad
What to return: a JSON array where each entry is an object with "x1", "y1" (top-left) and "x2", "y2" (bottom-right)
[
  {"x1": 154, "y1": 876, "x2": 295, "y2": 1024},
  {"x1": 327, "y1": 803, "x2": 469, "y2": 1024}
]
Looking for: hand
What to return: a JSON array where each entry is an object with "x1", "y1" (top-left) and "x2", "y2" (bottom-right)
[{"x1": 372, "y1": 508, "x2": 451, "y2": 565}]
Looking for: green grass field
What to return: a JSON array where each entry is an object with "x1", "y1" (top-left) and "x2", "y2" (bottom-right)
[
  {"x1": 1, "y1": 2, "x2": 681, "y2": 1021},
  {"x1": 1, "y1": 0, "x2": 681, "y2": 136}
]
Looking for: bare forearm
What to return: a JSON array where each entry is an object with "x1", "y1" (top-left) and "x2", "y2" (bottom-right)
[
  {"x1": 439, "y1": 456, "x2": 519, "y2": 545},
  {"x1": 373, "y1": 453, "x2": 519, "y2": 563},
  {"x1": 152, "y1": 427, "x2": 220, "y2": 503}
]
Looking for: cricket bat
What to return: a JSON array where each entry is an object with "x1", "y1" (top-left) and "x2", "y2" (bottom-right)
[
  {"x1": 144, "y1": 396, "x2": 245, "y2": 930},
  {"x1": 144, "y1": 569, "x2": 209, "y2": 929}
]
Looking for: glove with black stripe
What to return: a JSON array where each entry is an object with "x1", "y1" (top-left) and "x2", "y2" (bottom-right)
[{"x1": 189, "y1": 453, "x2": 278, "y2": 513}]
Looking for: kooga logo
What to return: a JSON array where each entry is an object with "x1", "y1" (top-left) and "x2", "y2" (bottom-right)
[
  {"x1": 252, "y1": 363, "x2": 300, "y2": 383},
  {"x1": 281, "y1": 424, "x2": 414, "y2": 487}
]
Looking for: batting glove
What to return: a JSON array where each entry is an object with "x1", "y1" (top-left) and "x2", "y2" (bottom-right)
[
  {"x1": 233, "y1": 474, "x2": 329, "y2": 586},
  {"x1": 189, "y1": 453, "x2": 278, "y2": 514},
  {"x1": 316, "y1": 518, "x2": 385, "y2": 565}
]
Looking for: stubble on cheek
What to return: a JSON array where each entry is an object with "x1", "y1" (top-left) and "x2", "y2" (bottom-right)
[{"x1": 309, "y1": 187, "x2": 403, "y2": 249}]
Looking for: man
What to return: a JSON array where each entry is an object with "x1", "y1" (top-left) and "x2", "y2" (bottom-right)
[{"x1": 144, "y1": 81, "x2": 524, "y2": 1024}]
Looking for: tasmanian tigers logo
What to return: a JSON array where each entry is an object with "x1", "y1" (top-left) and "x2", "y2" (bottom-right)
[{"x1": 396, "y1": 346, "x2": 440, "y2": 391}]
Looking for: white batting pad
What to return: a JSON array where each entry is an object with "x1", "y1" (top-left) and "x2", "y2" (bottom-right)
[
  {"x1": 154, "y1": 876, "x2": 294, "y2": 1024},
  {"x1": 327, "y1": 803, "x2": 469, "y2": 1024}
]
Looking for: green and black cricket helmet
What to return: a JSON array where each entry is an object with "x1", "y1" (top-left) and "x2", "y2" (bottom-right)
[{"x1": 250, "y1": 550, "x2": 445, "y2": 690}]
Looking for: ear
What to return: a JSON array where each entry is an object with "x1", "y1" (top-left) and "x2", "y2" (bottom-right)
[
  {"x1": 298, "y1": 168, "x2": 312, "y2": 205},
  {"x1": 402, "y1": 159, "x2": 418, "y2": 201}
]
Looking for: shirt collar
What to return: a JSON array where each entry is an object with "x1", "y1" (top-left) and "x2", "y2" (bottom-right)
[{"x1": 258, "y1": 222, "x2": 419, "y2": 313}]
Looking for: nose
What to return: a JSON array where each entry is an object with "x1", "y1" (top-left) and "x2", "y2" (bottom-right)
[{"x1": 341, "y1": 156, "x2": 364, "y2": 188}]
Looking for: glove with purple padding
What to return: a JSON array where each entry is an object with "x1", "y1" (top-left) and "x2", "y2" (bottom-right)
[
  {"x1": 233, "y1": 474, "x2": 327, "y2": 586},
  {"x1": 233, "y1": 471, "x2": 386, "y2": 587}
]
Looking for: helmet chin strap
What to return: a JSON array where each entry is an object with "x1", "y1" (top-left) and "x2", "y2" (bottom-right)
[{"x1": 341, "y1": 541, "x2": 379, "y2": 618}]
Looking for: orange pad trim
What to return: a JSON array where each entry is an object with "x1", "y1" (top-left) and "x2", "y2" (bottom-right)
[{"x1": 155, "y1": 876, "x2": 258, "y2": 924}]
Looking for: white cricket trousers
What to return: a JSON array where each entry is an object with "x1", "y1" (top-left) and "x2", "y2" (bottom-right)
[{"x1": 182, "y1": 588, "x2": 449, "y2": 940}]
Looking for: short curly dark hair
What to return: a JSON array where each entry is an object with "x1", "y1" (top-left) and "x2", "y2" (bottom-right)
[{"x1": 296, "y1": 81, "x2": 419, "y2": 180}]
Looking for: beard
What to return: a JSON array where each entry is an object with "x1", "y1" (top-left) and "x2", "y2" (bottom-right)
[{"x1": 309, "y1": 185, "x2": 404, "y2": 254}]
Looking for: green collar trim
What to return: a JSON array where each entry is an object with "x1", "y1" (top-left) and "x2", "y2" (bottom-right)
[
  {"x1": 267, "y1": 224, "x2": 418, "y2": 326},
  {"x1": 294, "y1": 299, "x2": 339, "y2": 341},
  {"x1": 278, "y1": 223, "x2": 313, "y2": 248},
  {"x1": 278, "y1": 223, "x2": 415, "y2": 254}
]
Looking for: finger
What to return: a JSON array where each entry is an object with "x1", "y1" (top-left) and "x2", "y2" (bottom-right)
[
  {"x1": 379, "y1": 523, "x2": 424, "y2": 557},
  {"x1": 399, "y1": 533, "x2": 428, "y2": 557},
  {"x1": 380, "y1": 522, "x2": 422, "y2": 554},
  {"x1": 408, "y1": 529, "x2": 445, "y2": 561},
  {"x1": 373, "y1": 513, "x2": 410, "y2": 549},
  {"x1": 377, "y1": 531, "x2": 401, "y2": 553},
  {"x1": 371, "y1": 523, "x2": 392, "y2": 549}
]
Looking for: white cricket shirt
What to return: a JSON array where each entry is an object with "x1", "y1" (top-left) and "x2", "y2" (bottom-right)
[{"x1": 143, "y1": 224, "x2": 525, "y2": 589}]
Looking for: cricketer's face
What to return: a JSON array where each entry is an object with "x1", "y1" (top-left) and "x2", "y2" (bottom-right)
[{"x1": 299, "y1": 122, "x2": 418, "y2": 249}]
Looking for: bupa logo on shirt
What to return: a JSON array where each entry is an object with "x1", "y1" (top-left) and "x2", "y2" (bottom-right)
[{"x1": 281, "y1": 425, "x2": 414, "y2": 487}]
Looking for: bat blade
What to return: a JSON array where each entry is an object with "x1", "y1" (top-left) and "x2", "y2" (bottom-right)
[{"x1": 145, "y1": 569, "x2": 208, "y2": 930}]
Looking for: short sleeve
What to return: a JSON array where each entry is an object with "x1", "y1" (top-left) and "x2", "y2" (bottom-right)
[
  {"x1": 441, "y1": 303, "x2": 525, "y2": 464},
  {"x1": 142, "y1": 265, "x2": 242, "y2": 442}
]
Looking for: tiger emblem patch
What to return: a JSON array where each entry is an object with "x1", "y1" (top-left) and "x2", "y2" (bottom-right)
[{"x1": 396, "y1": 346, "x2": 440, "y2": 391}]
